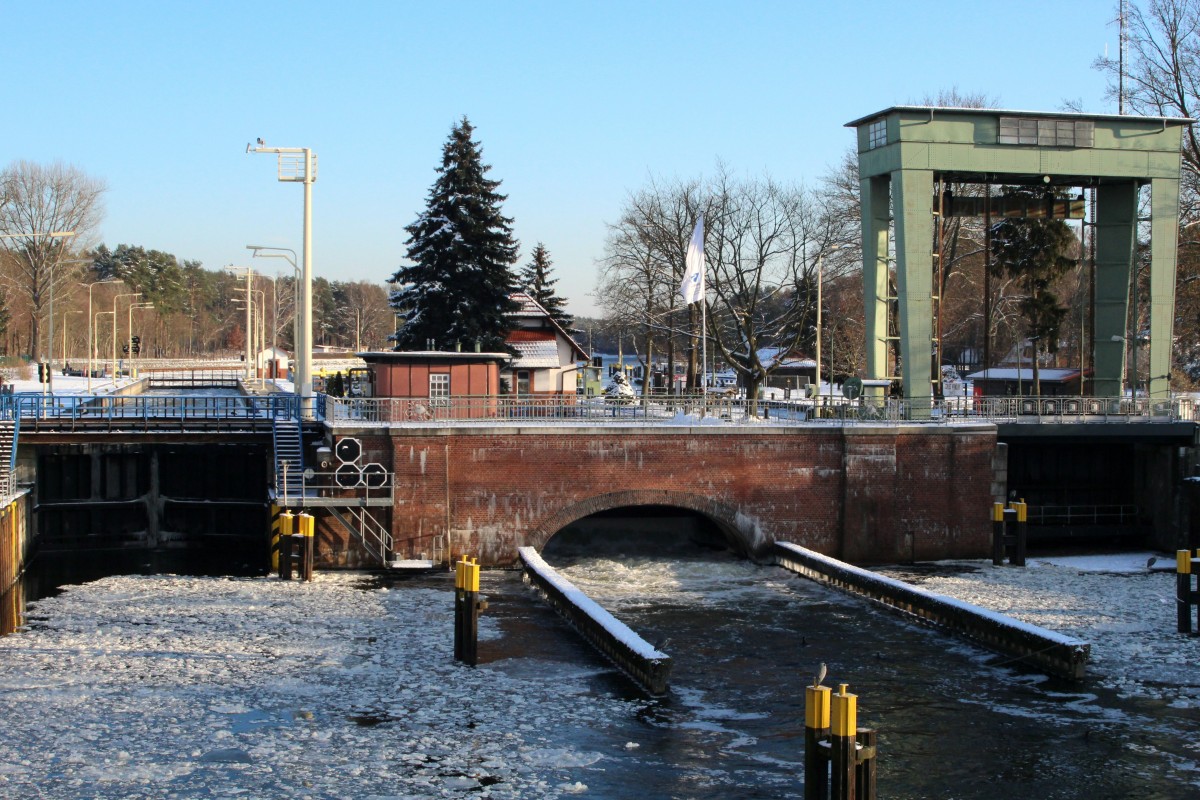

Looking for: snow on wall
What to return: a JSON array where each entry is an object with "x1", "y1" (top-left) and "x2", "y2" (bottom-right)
[
  {"x1": 518, "y1": 546, "x2": 671, "y2": 694},
  {"x1": 773, "y1": 541, "x2": 1090, "y2": 679}
]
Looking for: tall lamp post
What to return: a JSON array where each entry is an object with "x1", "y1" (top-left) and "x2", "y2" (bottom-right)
[
  {"x1": 246, "y1": 141, "x2": 316, "y2": 418},
  {"x1": 0, "y1": 231, "x2": 76, "y2": 393},
  {"x1": 112, "y1": 293, "x2": 142, "y2": 381},
  {"x1": 247, "y1": 246, "x2": 300, "y2": 382},
  {"x1": 814, "y1": 244, "x2": 840, "y2": 407},
  {"x1": 87, "y1": 280, "x2": 121, "y2": 392},
  {"x1": 128, "y1": 303, "x2": 154, "y2": 375}
]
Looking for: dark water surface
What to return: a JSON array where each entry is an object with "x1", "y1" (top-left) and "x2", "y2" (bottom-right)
[{"x1": 474, "y1": 535, "x2": 1200, "y2": 800}]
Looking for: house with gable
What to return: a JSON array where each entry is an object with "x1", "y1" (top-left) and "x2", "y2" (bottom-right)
[{"x1": 504, "y1": 291, "x2": 589, "y2": 396}]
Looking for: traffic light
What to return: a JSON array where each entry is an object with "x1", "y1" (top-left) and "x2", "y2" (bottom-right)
[
  {"x1": 131, "y1": 335, "x2": 141, "y2": 355},
  {"x1": 36, "y1": 362, "x2": 44, "y2": 383},
  {"x1": 122, "y1": 344, "x2": 129, "y2": 355}
]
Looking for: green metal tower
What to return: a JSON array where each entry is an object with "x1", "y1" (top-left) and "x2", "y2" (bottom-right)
[{"x1": 847, "y1": 107, "x2": 1191, "y2": 413}]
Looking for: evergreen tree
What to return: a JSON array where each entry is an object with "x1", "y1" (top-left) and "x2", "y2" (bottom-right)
[
  {"x1": 989, "y1": 190, "x2": 1078, "y2": 395},
  {"x1": 519, "y1": 242, "x2": 574, "y2": 330},
  {"x1": 390, "y1": 117, "x2": 520, "y2": 352}
]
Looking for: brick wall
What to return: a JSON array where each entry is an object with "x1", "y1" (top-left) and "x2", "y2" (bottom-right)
[{"x1": 321, "y1": 424, "x2": 996, "y2": 567}]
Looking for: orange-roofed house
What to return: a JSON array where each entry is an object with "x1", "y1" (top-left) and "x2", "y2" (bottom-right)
[{"x1": 504, "y1": 292, "x2": 589, "y2": 397}]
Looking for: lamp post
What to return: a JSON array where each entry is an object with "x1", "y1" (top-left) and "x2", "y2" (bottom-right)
[
  {"x1": 128, "y1": 303, "x2": 154, "y2": 373},
  {"x1": 226, "y1": 266, "x2": 256, "y2": 380},
  {"x1": 246, "y1": 140, "x2": 316, "y2": 419},
  {"x1": 87, "y1": 280, "x2": 121, "y2": 392},
  {"x1": 94, "y1": 311, "x2": 115, "y2": 380},
  {"x1": 0, "y1": 231, "x2": 77, "y2": 394},
  {"x1": 247, "y1": 245, "x2": 299, "y2": 384},
  {"x1": 63, "y1": 310, "x2": 83, "y2": 364},
  {"x1": 814, "y1": 245, "x2": 840, "y2": 407},
  {"x1": 112, "y1": 293, "x2": 142, "y2": 381}
]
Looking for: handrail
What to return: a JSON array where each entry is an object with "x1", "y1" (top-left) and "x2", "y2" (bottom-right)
[
  {"x1": 321, "y1": 393, "x2": 1198, "y2": 427},
  {"x1": 0, "y1": 393, "x2": 301, "y2": 431}
]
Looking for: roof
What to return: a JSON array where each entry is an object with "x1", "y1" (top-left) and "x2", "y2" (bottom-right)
[
  {"x1": 965, "y1": 368, "x2": 1082, "y2": 382},
  {"x1": 845, "y1": 106, "x2": 1195, "y2": 128},
  {"x1": 758, "y1": 347, "x2": 815, "y2": 369},
  {"x1": 509, "y1": 340, "x2": 561, "y2": 368},
  {"x1": 358, "y1": 350, "x2": 510, "y2": 364},
  {"x1": 509, "y1": 291, "x2": 589, "y2": 361}
]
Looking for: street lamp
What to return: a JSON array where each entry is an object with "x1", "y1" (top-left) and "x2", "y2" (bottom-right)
[
  {"x1": 63, "y1": 310, "x2": 83, "y2": 364},
  {"x1": 94, "y1": 311, "x2": 115, "y2": 381},
  {"x1": 247, "y1": 245, "x2": 300, "y2": 384},
  {"x1": 0, "y1": 231, "x2": 77, "y2": 393},
  {"x1": 112, "y1": 293, "x2": 142, "y2": 381},
  {"x1": 128, "y1": 303, "x2": 154, "y2": 370},
  {"x1": 87, "y1": 280, "x2": 121, "y2": 392},
  {"x1": 246, "y1": 139, "x2": 316, "y2": 419},
  {"x1": 814, "y1": 244, "x2": 840, "y2": 407},
  {"x1": 226, "y1": 266, "x2": 256, "y2": 380}
]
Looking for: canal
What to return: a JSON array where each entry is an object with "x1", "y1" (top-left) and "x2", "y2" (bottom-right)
[{"x1": 1, "y1": 528, "x2": 1198, "y2": 798}]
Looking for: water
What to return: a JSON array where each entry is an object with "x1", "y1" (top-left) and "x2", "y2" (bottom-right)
[
  {"x1": 9, "y1": 530, "x2": 1200, "y2": 797},
  {"x1": 518, "y1": 532, "x2": 1200, "y2": 799}
]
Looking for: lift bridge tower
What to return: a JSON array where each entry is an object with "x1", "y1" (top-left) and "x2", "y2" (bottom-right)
[{"x1": 846, "y1": 107, "x2": 1193, "y2": 414}]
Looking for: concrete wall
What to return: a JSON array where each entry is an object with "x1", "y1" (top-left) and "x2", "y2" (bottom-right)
[{"x1": 326, "y1": 424, "x2": 996, "y2": 567}]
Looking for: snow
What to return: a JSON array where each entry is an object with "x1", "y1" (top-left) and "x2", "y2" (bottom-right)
[
  {"x1": 0, "y1": 572, "x2": 642, "y2": 798},
  {"x1": 874, "y1": 552, "x2": 1200, "y2": 707},
  {"x1": 519, "y1": 547, "x2": 668, "y2": 662}
]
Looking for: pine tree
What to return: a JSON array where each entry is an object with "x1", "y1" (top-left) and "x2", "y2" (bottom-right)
[
  {"x1": 519, "y1": 242, "x2": 574, "y2": 331},
  {"x1": 390, "y1": 117, "x2": 520, "y2": 352}
]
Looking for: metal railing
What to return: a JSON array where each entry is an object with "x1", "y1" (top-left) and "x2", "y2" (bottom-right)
[
  {"x1": 1025, "y1": 504, "x2": 1139, "y2": 526},
  {"x1": 0, "y1": 393, "x2": 300, "y2": 431},
  {"x1": 322, "y1": 393, "x2": 1199, "y2": 427}
]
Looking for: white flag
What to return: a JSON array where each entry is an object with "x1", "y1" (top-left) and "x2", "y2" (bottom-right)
[{"x1": 679, "y1": 215, "x2": 705, "y2": 305}]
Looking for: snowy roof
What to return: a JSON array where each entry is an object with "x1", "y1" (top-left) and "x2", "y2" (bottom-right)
[
  {"x1": 966, "y1": 368, "x2": 1082, "y2": 382},
  {"x1": 757, "y1": 347, "x2": 815, "y2": 369},
  {"x1": 509, "y1": 291, "x2": 589, "y2": 361},
  {"x1": 509, "y1": 340, "x2": 561, "y2": 368},
  {"x1": 845, "y1": 106, "x2": 1196, "y2": 128}
]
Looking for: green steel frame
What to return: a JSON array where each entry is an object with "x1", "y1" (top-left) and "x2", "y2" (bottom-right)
[{"x1": 847, "y1": 107, "x2": 1192, "y2": 413}]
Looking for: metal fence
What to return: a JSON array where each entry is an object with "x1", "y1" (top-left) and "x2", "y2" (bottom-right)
[
  {"x1": 322, "y1": 393, "x2": 1198, "y2": 427},
  {"x1": 0, "y1": 393, "x2": 299, "y2": 431}
]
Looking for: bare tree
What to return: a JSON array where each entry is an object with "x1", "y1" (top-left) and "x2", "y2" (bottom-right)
[{"x1": 0, "y1": 161, "x2": 106, "y2": 360}]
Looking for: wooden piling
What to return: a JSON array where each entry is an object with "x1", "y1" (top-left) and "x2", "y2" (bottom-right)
[
  {"x1": 991, "y1": 503, "x2": 1005, "y2": 566},
  {"x1": 830, "y1": 684, "x2": 858, "y2": 800},
  {"x1": 1179, "y1": 549, "x2": 1195, "y2": 634},
  {"x1": 804, "y1": 683, "x2": 831, "y2": 800}
]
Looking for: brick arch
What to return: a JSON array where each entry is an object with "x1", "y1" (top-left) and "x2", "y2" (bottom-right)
[{"x1": 525, "y1": 489, "x2": 773, "y2": 559}]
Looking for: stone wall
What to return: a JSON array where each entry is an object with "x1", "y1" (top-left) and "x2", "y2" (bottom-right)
[{"x1": 322, "y1": 424, "x2": 997, "y2": 567}]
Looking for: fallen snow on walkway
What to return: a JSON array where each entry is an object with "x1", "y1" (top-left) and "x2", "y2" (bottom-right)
[
  {"x1": 0, "y1": 573, "x2": 636, "y2": 799},
  {"x1": 877, "y1": 553, "x2": 1200, "y2": 708}
]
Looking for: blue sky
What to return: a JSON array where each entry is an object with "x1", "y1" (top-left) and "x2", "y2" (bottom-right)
[{"x1": 4, "y1": 0, "x2": 1122, "y2": 316}]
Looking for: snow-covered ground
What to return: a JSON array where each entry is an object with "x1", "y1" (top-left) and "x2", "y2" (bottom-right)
[
  {"x1": 877, "y1": 552, "x2": 1200, "y2": 708},
  {"x1": 3, "y1": 553, "x2": 1198, "y2": 797},
  {"x1": 0, "y1": 572, "x2": 637, "y2": 799}
]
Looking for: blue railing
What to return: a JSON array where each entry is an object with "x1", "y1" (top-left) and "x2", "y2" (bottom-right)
[{"x1": 0, "y1": 393, "x2": 302, "y2": 429}]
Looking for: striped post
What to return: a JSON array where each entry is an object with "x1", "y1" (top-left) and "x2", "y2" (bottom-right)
[
  {"x1": 279, "y1": 511, "x2": 295, "y2": 581},
  {"x1": 1012, "y1": 501, "x2": 1027, "y2": 567},
  {"x1": 298, "y1": 513, "x2": 315, "y2": 582},
  {"x1": 830, "y1": 684, "x2": 858, "y2": 800},
  {"x1": 991, "y1": 503, "x2": 1005, "y2": 565},
  {"x1": 804, "y1": 683, "x2": 831, "y2": 800}
]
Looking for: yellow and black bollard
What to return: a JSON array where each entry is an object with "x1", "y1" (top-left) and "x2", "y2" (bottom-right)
[
  {"x1": 1177, "y1": 549, "x2": 1200, "y2": 634},
  {"x1": 991, "y1": 501, "x2": 1028, "y2": 567},
  {"x1": 453, "y1": 556, "x2": 487, "y2": 666},
  {"x1": 991, "y1": 503, "x2": 1006, "y2": 565},
  {"x1": 830, "y1": 684, "x2": 858, "y2": 800},
  {"x1": 804, "y1": 678, "x2": 877, "y2": 800},
  {"x1": 279, "y1": 511, "x2": 296, "y2": 580},
  {"x1": 274, "y1": 509, "x2": 294, "y2": 576},
  {"x1": 804, "y1": 679, "x2": 831, "y2": 800},
  {"x1": 298, "y1": 512, "x2": 315, "y2": 582}
]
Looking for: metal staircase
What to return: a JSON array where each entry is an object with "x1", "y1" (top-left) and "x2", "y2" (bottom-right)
[
  {"x1": 328, "y1": 506, "x2": 394, "y2": 567},
  {"x1": 0, "y1": 420, "x2": 16, "y2": 498},
  {"x1": 272, "y1": 416, "x2": 304, "y2": 504}
]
